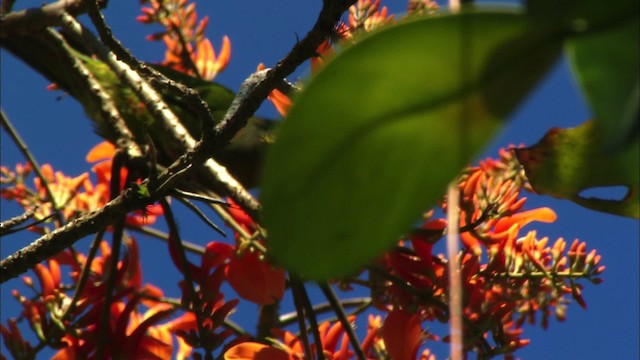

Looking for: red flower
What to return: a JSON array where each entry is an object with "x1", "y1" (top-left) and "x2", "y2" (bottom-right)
[
  {"x1": 382, "y1": 309, "x2": 422, "y2": 360},
  {"x1": 224, "y1": 342, "x2": 290, "y2": 360},
  {"x1": 226, "y1": 250, "x2": 285, "y2": 305}
]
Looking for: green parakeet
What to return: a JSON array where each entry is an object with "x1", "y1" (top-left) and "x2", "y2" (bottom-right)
[{"x1": 2, "y1": 30, "x2": 276, "y2": 193}]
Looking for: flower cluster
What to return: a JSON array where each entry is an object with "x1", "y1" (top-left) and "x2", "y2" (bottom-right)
[
  {"x1": 1, "y1": 141, "x2": 161, "y2": 234},
  {"x1": 1, "y1": 148, "x2": 605, "y2": 359},
  {"x1": 372, "y1": 148, "x2": 604, "y2": 358},
  {"x1": 348, "y1": 0, "x2": 394, "y2": 33},
  {"x1": 2, "y1": 1, "x2": 607, "y2": 359},
  {"x1": 138, "y1": 0, "x2": 230, "y2": 80},
  {"x1": 0, "y1": 237, "x2": 182, "y2": 359},
  {"x1": 1, "y1": 163, "x2": 89, "y2": 230},
  {"x1": 313, "y1": 0, "x2": 395, "y2": 72},
  {"x1": 169, "y1": 197, "x2": 286, "y2": 308},
  {"x1": 225, "y1": 315, "x2": 387, "y2": 360},
  {"x1": 407, "y1": 0, "x2": 440, "y2": 15},
  {"x1": 2, "y1": 137, "x2": 290, "y2": 357},
  {"x1": 1, "y1": 170, "x2": 287, "y2": 360}
]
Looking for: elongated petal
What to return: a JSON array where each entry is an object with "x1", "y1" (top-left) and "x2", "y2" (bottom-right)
[
  {"x1": 494, "y1": 207, "x2": 557, "y2": 234},
  {"x1": 382, "y1": 309, "x2": 422, "y2": 360},
  {"x1": 224, "y1": 342, "x2": 290, "y2": 360},
  {"x1": 86, "y1": 141, "x2": 115, "y2": 163}
]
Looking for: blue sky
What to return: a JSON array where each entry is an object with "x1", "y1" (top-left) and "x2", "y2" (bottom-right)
[{"x1": 1, "y1": 1, "x2": 638, "y2": 359}]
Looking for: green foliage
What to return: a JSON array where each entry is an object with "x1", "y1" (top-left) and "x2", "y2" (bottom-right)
[
  {"x1": 515, "y1": 120, "x2": 639, "y2": 218},
  {"x1": 566, "y1": 12, "x2": 639, "y2": 148},
  {"x1": 528, "y1": 0, "x2": 640, "y2": 216},
  {"x1": 261, "y1": 8, "x2": 561, "y2": 280},
  {"x1": 262, "y1": 0, "x2": 639, "y2": 279}
]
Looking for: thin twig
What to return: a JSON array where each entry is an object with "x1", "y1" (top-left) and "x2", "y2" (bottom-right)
[
  {"x1": 1, "y1": 213, "x2": 57, "y2": 235},
  {"x1": 0, "y1": 206, "x2": 38, "y2": 235},
  {"x1": 257, "y1": 302, "x2": 280, "y2": 341},
  {"x1": 0, "y1": 0, "x2": 90, "y2": 37},
  {"x1": 136, "y1": 291, "x2": 250, "y2": 338},
  {"x1": 173, "y1": 196, "x2": 226, "y2": 236},
  {"x1": 210, "y1": 203, "x2": 253, "y2": 240},
  {"x1": 1, "y1": 109, "x2": 64, "y2": 226},
  {"x1": 96, "y1": 222, "x2": 124, "y2": 359},
  {"x1": 173, "y1": 188, "x2": 228, "y2": 205},
  {"x1": 368, "y1": 266, "x2": 448, "y2": 312},
  {"x1": 61, "y1": 229, "x2": 107, "y2": 321},
  {"x1": 446, "y1": 184, "x2": 463, "y2": 360},
  {"x1": 319, "y1": 282, "x2": 366, "y2": 360},
  {"x1": 161, "y1": 198, "x2": 214, "y2": 357},
  {"x1": 290, "y1": 276, "x2": 313, "y2": 360},
  {"x1": 279, "y1": 297, "x2": 371, "y2": 326},
  {"x1": 127, "y1": 225, "x2": 206, "y2": 255},
  {"x1": 446, "y1": 0, "x2": 471, "y2": 357},
  {"x1": 311, "y1": 299, "x2": 372, "y2": 329},
  {"x1": 96, "y1": 152, "x2": 129, "y2": 360},
  {"x1": 172, "y1": 22, "x2": 202, "y2": 79},
  {"x1": 85, "y1": 0, "x2": 138, "y2": 69},
  {"x1": 299, "y1": 282, "x2": 326, "y2": 360},
  {"x1": 411, "y1": 203, "x2": 496, "y2": 239}
]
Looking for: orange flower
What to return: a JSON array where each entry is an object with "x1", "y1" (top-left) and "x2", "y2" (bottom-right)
[
  {"x1": 361, "y1": 314, "x2": 385, "y2": 356},
  {"x1": 160, "y1": 312, "x2": 199, "y2": 359},
  {"x1": 256, "y1": 64, "x2": 292, "y2": 117},
  {"x1": 224, "y1": 342, "x2": 290, "y2": 360},
  {"x1": 310, "y1": 39, "x2": 335, "y2": 74},
  {"x1": 225, "y1": 318, "x2": 359, "y2": 360},
  {"x1": 31, "y1": 164, "x2": 89, "y2": 221},
  {"x1": 348, "y1": 0, "x2": 393, "y2": 33},
  {"x1": 32, "y1": 260, "x2": 61, "y2": 298},
  {"x1": 86, "y1": 141, "x2": 116, "y2": 163},
  {"x1": 461, "y1": 231, "x2": 483, "y2": 257},
  {"x1": 194, "y1": 36, "x2": 231, "y2": 80},
  {"x1": 86, "y1": 141, "x2": 127, "y2": 194},
  {"x1": 86, "y1": 141, "x2": 163, "y2": 226},
  {"x1": 139, "y1": 0, "x2": 229, "y2": 80},
  {"x1": 492, "y1": 207, "x2": 557, "y2": 236},
  {"x1": 268, "y1": 89, "x2": 292, "y2": 117}
]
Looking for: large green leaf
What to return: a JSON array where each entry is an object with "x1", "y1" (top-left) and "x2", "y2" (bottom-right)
[
  {"x1": 540, "y1": 0, "x2": 640, "y2": 148},
  {"x1": 261, "y1": 9, "x2": 562, "y2": 280},
  {"x1": 515, "y1": 120, "x2": 639, "y2": 218},
  {"x1": 526, "y1": 0, "x2": 636, "y2": 29},
  {"x1": 567, "y1": 19, "x2": 639, "y2": 148}
]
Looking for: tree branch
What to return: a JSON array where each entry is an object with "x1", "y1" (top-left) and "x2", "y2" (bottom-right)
[
  {"x1": 1, "y1": 0, "x2": 356, "y2": 283},
  {"x1": 0, "y1": 0, "x2": 94, "y2": 37},
  {"x1": 59, "y1": 11, "x2": 262, "y2": 216},
  {"x1": 207, "y1": 0, "x2": 356, "y2": 149},
  {"x1": 0, "y1": 206, "x2": 39, "y2": 236}
]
